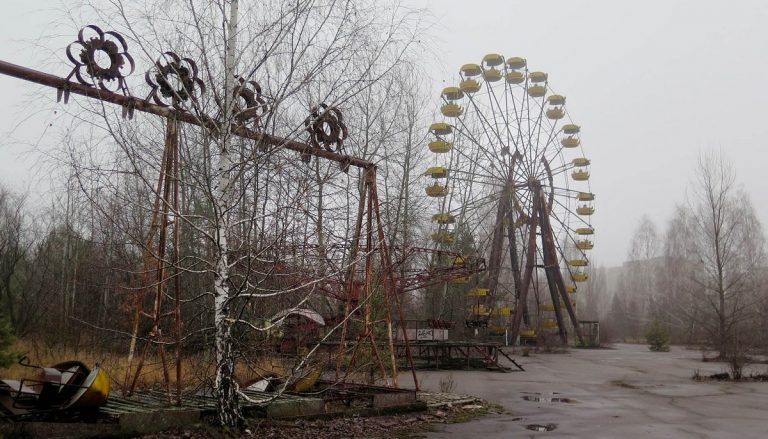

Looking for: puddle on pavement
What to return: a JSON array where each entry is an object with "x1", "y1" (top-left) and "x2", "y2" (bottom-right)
[
  {"x1": 526, "y1": 423, "x2": 557, "y2": 432},
  {"x1": 522, "y1": 395, "x2": 575, "y2": 403}
]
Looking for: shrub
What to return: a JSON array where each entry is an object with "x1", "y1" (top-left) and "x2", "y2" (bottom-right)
[{"x1": 645, "y1": 319, "x2": 670, "y2": 352}]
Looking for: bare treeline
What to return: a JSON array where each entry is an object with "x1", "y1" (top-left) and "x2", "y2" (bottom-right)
[{"x1": 600, "y1": 152, "x2": 768, "y2": 358}]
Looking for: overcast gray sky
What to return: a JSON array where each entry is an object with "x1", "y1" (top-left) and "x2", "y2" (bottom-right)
[{"x1": 1, "y1": 0, "x2": 767, "y2": 266}]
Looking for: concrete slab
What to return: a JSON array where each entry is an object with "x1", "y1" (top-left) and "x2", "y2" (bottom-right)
[{"x1": 403, "y1": 343, "x2": 768, "y2": 438}]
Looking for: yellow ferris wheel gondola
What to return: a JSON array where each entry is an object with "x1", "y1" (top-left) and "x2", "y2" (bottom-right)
[
  {"x1": 432, "y1": 212, "x2": 455, "y2": 224},
  {"x1": 576, "y1": 205, "x2": 595, "y2": 215},
  {"x1": 425, "y1": 183, "x2": 449, "y2": 197},
  {"x1": 468, "y1": 287, "x2": 489, "y2": 297},
  {"x1": 440, "y1": 103, "x2": 463, "y2": 117},
  {"x1": 429, "y1": 122, "x2": 452, "y2": 136},
  {"x1": 572, "y1": 158, "x2": 591, "y2": 167},
  {"x1": 572, "y1": 169, "x2": 590, "y2": 181},
  {"x1": 576, "y1": 192, "x2": 595, "y2": 201},
  {"x1": 460, "y1": 78, "x2": 481, "y2": 94},
  {"x1": 425, "y1": 166, "x2": 449, "y2": 178},
  {"x1": 569, "y1": 258, "x2": 589, "y2": 267},
  {"x1": 562, "y1": 136, "x2": 580, "y2": 148},
  {"x1": 429, "y1": 139, "x2": 452, "y2": 153},
  {"x1": 506, "y1": 71, "x2": 525, "y2": 84},
  {"x1": 572, "y1": 271, "x2": 589, "y2": 282},
  {"x1": 432, "y1": 230, "x2": 456, "y2": 244}
]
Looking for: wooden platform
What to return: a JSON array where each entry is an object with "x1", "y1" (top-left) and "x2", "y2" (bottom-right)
[{"x1": 395, "y1": 341, "x2": 524, "y2": 372}]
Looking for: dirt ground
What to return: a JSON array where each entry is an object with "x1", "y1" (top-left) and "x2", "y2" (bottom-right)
[
  {"x1": 138, "y1": 393, "x2": 499, "y2": 439},
  {"x1": 409, "y1": 343, "x2": 768, "y2": 438}
]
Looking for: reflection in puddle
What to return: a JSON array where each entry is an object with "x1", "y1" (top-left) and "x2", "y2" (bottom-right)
[
  {"x1": 526, "y1": 423, "x2": 557, "y2": 432},
  {"x1": 522, "y1": 395, "x2": 574, "y2": 403}
]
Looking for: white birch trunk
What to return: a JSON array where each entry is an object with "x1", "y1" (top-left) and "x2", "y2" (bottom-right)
[{"x1": 213, "y1": 0, "x2": 241, "y2": 427}]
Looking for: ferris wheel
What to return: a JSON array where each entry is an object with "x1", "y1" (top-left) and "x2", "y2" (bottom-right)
[{"x1": 424, "y1": 53, "x2": 594, "y2": 344}]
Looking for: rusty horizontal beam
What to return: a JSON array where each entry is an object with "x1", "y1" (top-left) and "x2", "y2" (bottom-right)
[{"x1": 0, "y1": 59, "x2": 374, "y2": 169}]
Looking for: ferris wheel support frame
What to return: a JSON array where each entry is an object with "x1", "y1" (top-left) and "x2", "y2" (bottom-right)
[{"x1": 536, "y1": 185, "x2": 585, "y2": 345}]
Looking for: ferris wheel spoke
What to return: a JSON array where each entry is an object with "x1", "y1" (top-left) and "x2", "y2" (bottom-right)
[
  {"x1": 463, "y1": 92, "x2": 512, "y2": 173},
  {"x1": 486, "y1": 78, "x2": 516, "y2": 155}
]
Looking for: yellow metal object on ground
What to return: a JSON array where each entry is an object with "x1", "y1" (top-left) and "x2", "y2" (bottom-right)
[
  {"x1": 572, "y1": 170, "x2": 590, "y2": 181},
  {"x1": 69, "y1": 367, "x2": 110, "y2": 409},
  {"x1": 561, "y1": 136, "x2": 580, "y2": 148},
  {"x1": 292, "y1": 369, "x2": 321, "y2": 392},
  {"x1": 429, "y1": 139, "x2": 452, "y2": 153},
  {"x1": 506, "y1": 57, "x2": 527, "y2": 69},
  {"x1": 562, "y1": 124, "x2": 581, "y2": 134},
  {"x1": 459, "y1": 79, "x2": 481, "y2": 94},
  {"x1": 527, "y1": 84, "x2": 546, "y2": 97}
]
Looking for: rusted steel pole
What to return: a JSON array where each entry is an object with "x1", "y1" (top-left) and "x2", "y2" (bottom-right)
[{"x1": 0, "y1": 59, "x2": 374, "y2": 169}]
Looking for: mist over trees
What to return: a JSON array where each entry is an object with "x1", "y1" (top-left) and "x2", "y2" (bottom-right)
[{"x1": 600, "y1": 152, "x2": 768, "y2": 357}]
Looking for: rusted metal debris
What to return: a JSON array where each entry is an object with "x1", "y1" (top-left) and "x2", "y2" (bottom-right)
[{"x1": 0, "y1": 357, "x2": 110, "y2": 418}]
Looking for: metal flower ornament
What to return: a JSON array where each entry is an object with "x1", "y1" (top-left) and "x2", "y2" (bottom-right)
[
  {"x1": 305, "y1": 104, "x2": 348, "y2": 153},
  {"x1": 145, "y1": 52, "x2": 206, "y2": 110},
  {"x1": 232, "y1": 77, "x2": 268, "y2": 129},
  {"x1": 65, "y1": 25, "x2": 135, "y2": 95}
]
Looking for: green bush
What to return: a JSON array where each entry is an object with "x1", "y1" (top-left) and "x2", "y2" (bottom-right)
[{"x1": 645, "y1": 319, "x2": 670, "y2": 352}]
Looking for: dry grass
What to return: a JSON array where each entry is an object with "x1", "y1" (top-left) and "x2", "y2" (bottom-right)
[
  {"x1": 0, "y1": 339, "x2": 326, "y2": 393},
  {"x1": 0, "y1": 339, "x2": 218, "y2": 392}
]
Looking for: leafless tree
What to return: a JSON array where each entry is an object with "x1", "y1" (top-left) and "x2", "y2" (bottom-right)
[{"x1": 684, "y1": 152, "x2": 765, "y2": 359}]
